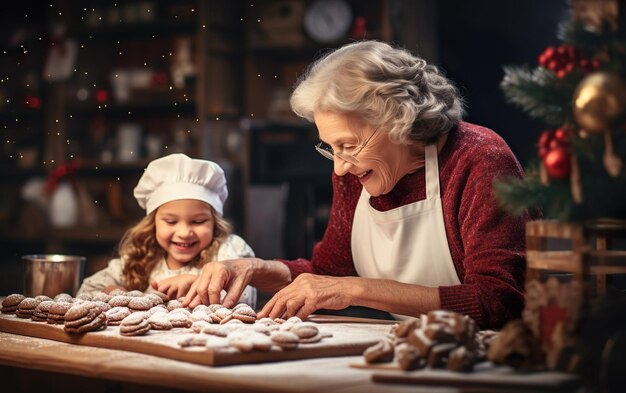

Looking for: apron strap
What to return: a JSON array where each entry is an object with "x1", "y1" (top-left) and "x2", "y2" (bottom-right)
[{"x1": 425, "y1": 144, "x2": 439, "y2": 199}]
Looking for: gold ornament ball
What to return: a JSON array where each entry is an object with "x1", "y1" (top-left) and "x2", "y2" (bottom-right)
[{"x1": 572, "y1": 71, "x2": 626, "y2": 133}]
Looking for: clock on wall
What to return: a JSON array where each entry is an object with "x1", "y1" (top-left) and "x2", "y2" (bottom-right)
[{"x1": 304, "y1": 0, "x2": 353, "y2": 43}]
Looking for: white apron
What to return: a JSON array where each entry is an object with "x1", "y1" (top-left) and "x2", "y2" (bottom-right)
[{"x1": 351, "y1": 144, "x2": 461, "y2": 319}]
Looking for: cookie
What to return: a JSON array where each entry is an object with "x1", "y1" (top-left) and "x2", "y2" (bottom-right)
[
  {"x1": 192, "y1": 304, "x2": 211, "y2": 313},
  {"x1": 290, "y1": 322, "x2": 319, "y2": 340},
  {"x1": 166, "y1": 299, "x2": 184, "y2": 311},
  {"x1": 270, "y1": 330, "x2": 299, "y2": 350},
  {"x1": 208, "y1": 304, "x2": 226, "y2": 313},
  {"x1": 1, "y1": 294, "x2": 25, "y2": 314},
  {"x1": 232, "y1": 306, "x2": 257, "y2": 323},
  {"x1": 93, "y1": 300, "x2": 112, "y2": 313},
  {"x1": 53, "y1": 293, "x2": 73, "y2": 303},
  {"x1": 150, "y1": 290, "x2": 170, "y2": 303},
  {"x1": 119, "y1": 312, "x2": 151, "y2": 336},
  {"x1": 126, "y1": 290, "x2": 145, "y2": 297},
  {"x1": 144, "y1": 293, "x2": 164, "y2": 307},
  {"x1": 108, "y1": 289, "x2": 127, "y2": 296},
  {"x1": 191, "y1": 320, "x2": 211, "y2": 333},
  {"x1": 427, "y1": 342, "x2": 457, "y2": 368},
  {"x1": 227, "y1": 331, "x2": 255, "y2": 352},
  {"x1": 76, "y1": 293, "x2": 93, "y2": 301},
  {"x1": 190, "y1": 310, "x2": 213, "y2": 323},
  {"x1": 148, "y1": 313, "x2": 174, "y2": 330},
  {"x1": 92, "y1": 292, "x2": 113, "y2": 303},
  {"x1": 64, "y1": 312, "x2": 107, "y2": 334},
  {"x1": 128, "y1": 296, "x2": 153, "y2": 312},
  {"x1": 396, "y1": 342, "x2": 425, "y2": 371},
  {"x1": 64, "y1": 302, "x2": 107, "y2": 334},
  {"x1": 178, "y1": 336, "x2": 208, "y2": 348},
  {"x1": 47, "y1": 302, "x2": 72, "y2": 324},
  {"x1": 363, "y1": 337, "x2": 395, "y2": 364},
  {"x1": 211, "y1": 307, "x2": 232, "y2": 323},
  {"x1": 64, "y1": 301, "x2": 97, "y2": 322},
  {"x1": 168, "y1": 311, "x2": 192, "y2": 328},
  {"x1": 34, "y1": 295, "x2": 53, "y2": 302},
  {"x1": 407, "y1": 327, "x2": 434, "y2": 357},
  {"x1": 16, "y1": 297, "x2": 41, "y2": 318},
  {"x1": 108, "y1": 295, "x2": 131, "y2": 307},
  {"x1": 447, "y1": 345, "x2": 475, "y2": 372},
  {"x1": 145, "y1": 305, "x2": 168, "y2": 317},
  {"x1": 32, "y1": 300, "x2": 55, "y2": 322},
  {"x1": 105, "y1": 306, "x2": 131, "y2": 326},
  {"x1": 392, "y1": 318, "x2": 421, "y2": 338}
]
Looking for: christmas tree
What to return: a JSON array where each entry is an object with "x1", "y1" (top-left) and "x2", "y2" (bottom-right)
[{"x1": 494, "y1": 0, "x2": 626, "y2": 221}]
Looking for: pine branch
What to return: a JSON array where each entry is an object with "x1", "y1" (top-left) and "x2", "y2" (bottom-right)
[{"x1": 500, "y1": 66, "x2": 576, "y2": 127}]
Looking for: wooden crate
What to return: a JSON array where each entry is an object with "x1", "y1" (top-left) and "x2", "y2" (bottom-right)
[{"x1": 526, "y1": 219, "x2": 626, "y2": 295}]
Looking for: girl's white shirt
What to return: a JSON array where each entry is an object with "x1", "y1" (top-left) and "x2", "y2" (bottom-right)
[{"x1": 77, "y1": 234, "x2": 257, "y2": 308}]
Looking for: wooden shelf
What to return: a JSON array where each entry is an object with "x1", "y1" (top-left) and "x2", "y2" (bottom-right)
[{"x1": 0, "y1": 226, "x2": 127, "y2": 244}]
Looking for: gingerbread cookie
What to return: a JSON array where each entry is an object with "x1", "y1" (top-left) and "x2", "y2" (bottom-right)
[
  {"x1": 92, "y1": 292, "x2": 113, "y2": 303},
  {"x1": 128, "y1": 296, "x2": 153, "y2": 312},
  {"x1": 108, "y1": 295, "x2": 131, "y2": 307},
  {"x1": 47, "y1": 302, "x2": 72, "y2": 324},
  {"x1": 1, "y1": 294, "x2": 25, "y2": 314},
  {"x1": 119, "y1": 312, "x2": 150, "y2": 336},
  {"x1": 396, "y1": 342, "x2": 425, "y2": 370},
  {"x1": 105, "y1": 306, "x2": 131, "y2": 326},
  {"x1": 148, "y1": 313, "x2": 174, "y2": 330},
  {"x1": 31, "y1": 300, "x2": 55, "y2": 322},
  {"x1": 16, "y1": 297, "x2": 40, "y2": 319},
  {"x1": 364, "y1": 336, "x2": 395, "y2": 364},
  {"x1": 64, "y1": 302, "x2": 107, "y2": 334},
  {"x1": 231, "y1": 305, "x2": 257, "y2": 323},
  {"x1": 53, "y1": 293, "x2": 73, "y2": 303},
  {"x1": 270, "y1": 330, "x2": 299, "y2": 350}
]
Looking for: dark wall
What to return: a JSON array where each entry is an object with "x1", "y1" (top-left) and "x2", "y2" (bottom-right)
[{"x1": 437, "y1": 0, "x2": 570, "y2": 166}]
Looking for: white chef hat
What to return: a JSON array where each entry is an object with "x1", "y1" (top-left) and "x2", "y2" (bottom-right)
[{"x1": 133, "y1": 153, "x2": 228, "y2": 216}]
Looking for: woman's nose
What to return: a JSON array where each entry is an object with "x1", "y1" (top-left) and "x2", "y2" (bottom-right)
[{"x1": 333, "y1": 158, "x2": 352, "y2": 176}]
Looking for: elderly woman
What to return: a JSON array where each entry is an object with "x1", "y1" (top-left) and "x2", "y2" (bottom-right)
[{"x1": 184, "y1": 40, "x2": 529, "y2": 329}]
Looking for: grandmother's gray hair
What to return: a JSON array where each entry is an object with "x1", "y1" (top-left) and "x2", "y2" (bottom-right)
[{"x1": 290, "y1": 40, "x2": 464, "y2": 143}]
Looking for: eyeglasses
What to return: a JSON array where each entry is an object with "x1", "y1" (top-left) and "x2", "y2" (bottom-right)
[{"x1": 315, "y1": 127, "x2": 380, "y2": 164}]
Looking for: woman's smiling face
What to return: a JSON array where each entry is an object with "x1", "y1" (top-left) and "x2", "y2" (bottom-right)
[{"x1": 314, "y1": 111, "x2": 419, "y2": 196}]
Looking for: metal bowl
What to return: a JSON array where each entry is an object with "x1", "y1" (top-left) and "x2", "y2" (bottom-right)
[{"x1": 22, "y1": 254, "x2": 85, "y2": 297}]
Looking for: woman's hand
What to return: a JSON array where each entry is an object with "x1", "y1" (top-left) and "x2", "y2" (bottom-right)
[
  {"x1": 151, "y1": 274, "x2": 197, "y2": 300},
  {"x1": 257, "y1": 273, "x2": 355, "y2": 320}
]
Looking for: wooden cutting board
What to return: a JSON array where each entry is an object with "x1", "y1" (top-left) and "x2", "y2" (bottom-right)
[{"x1": 0, "y1": 313, "x2": 392, "y2": 367}]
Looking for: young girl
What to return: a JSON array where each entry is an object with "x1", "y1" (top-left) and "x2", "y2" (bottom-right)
[{"x1": 77, "y1": 153, "x2": 256, "y2": 308}]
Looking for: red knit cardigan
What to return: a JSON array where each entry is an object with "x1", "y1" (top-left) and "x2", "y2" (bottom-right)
[{"x1": 281, "y1": 121, "x2": 529, "y2": 328}]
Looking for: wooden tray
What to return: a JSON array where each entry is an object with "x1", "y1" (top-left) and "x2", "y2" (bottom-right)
[
  {"x1": 0, "y1": 313, "x2": 392, "y2": 367},
  {"x1": 350, "y1": 361, "x2": 581, "y2": 392}
]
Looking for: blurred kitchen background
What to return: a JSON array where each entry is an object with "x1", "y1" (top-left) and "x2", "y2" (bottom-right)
[{"x1": 0, "y1": 0, "x2": 568, "y2": 294}]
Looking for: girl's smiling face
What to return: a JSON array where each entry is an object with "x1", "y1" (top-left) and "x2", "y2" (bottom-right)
[
  {"x1": 155, "y1": 199, "x2": 215, "y2": 269},
  {"x1": 314, "y1": 111, "x2": 422, "y2": 196}
]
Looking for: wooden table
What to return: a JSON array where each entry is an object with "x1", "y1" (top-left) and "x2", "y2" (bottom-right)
[
  {"x1": 0, "y1": 317, "x2": 581, "y2": 393},
  {"x1": 0, "y1": 316, "x2": 434, "y2": 393}
]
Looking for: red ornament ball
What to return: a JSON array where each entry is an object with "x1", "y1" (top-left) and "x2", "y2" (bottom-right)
[{"x1": 543, "y1": 148, "x2": 571, "y2": 180}]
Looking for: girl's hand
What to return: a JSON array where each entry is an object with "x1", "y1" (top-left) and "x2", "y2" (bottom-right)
[
  {"x1": 183, "y1": 258, "x2": 293, "y2": 309},
  {"x1": 152, "y1": 274, "x2": 197, "y2": 300},
  {"x1": 183, "y1": 259, "x2": 255, "y2": 309},
  {"x1": 257, "y1": 273, "x2": 354, "y2": 320}
]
